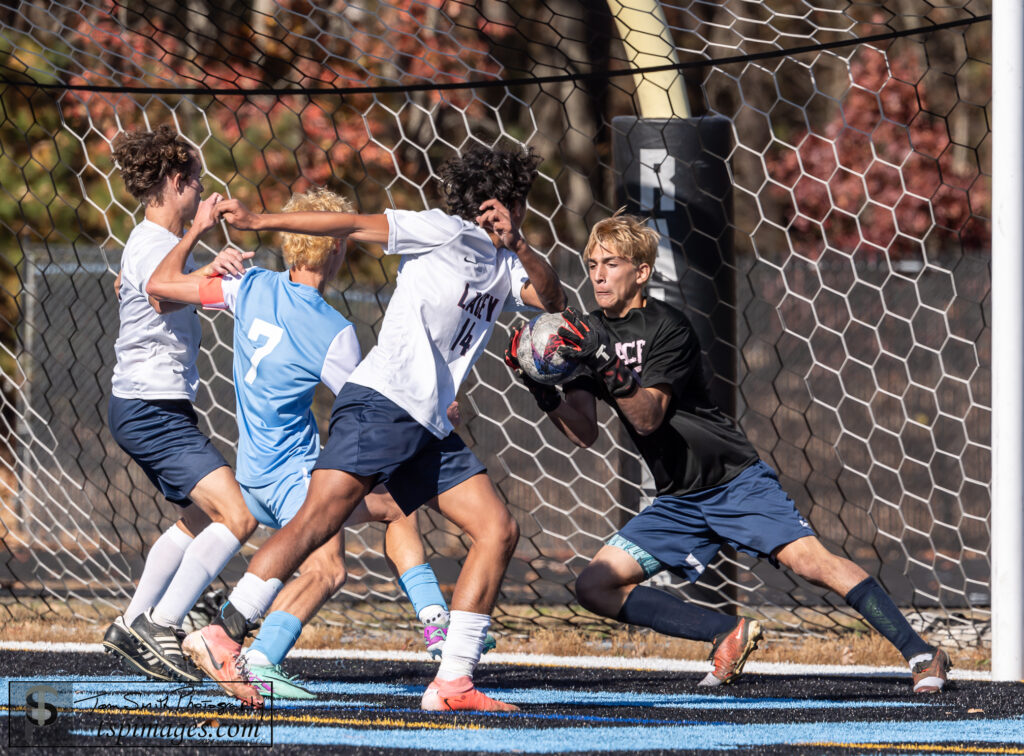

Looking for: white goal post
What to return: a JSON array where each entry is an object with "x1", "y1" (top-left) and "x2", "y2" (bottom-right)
[{"x1": 990, "y1": 0, "x2": 1024, "y2": 681}]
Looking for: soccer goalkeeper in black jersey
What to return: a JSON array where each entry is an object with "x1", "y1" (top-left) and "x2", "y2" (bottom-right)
[{"x1": 505, "y1": 210, "x2": 950, "y2": 693}]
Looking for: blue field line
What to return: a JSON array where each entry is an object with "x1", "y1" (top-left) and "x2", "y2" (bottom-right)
[
  {"x1": 288, "y1": 703, "x2": 713, "y2": 727},
  {"x1": 81, "y1": 718, "x2": 1023, "y2": 752},
  {"x1": 307, "y1": 681, "x2": 927, "y2": 710},
  {"x1": 3, "y1": 678, "x2": 929, "y2": 712}
]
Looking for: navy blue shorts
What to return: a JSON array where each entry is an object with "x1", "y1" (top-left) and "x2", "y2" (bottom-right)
[
  {"x1": 108, "y1": 396, "x2": 229, "y2": 506},
  {"x1": 314, "y1": 383, "x2": 486, "y2": 515},
  {"x1": 616, "y1": 460, "x2": 816, "y2": 583}
]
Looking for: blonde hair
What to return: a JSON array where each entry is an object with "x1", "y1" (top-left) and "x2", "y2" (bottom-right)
[
  {"x1": 280, "y1": 187, "x2": 355, "y2": 269},
  {"x1": 583, "y1": 208, "x2": 659, "y2": 270}
]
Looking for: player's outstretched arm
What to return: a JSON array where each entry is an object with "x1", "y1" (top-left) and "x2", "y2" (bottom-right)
[
  {"x1": 216, "y1": 198, "x2": 390, "y2": 247},
  {"x1": 147, "y1": 191, "x2": 252, "y2": 305},
  {"x1": 612, "y1": 383, "x2": 672, "y2": 436},
  {"x1": 556, "y1": 307, "x2": 671, "y2": 435},
  {"x1": 505, "y1": 324, "x2": 597, "y2": 446},
  {"x1": 477, "y1": 199, "x2": 565, "y2": 313},
  {"x1": 148, "y1": 245, "x2": 253, "y2": 306},
  {"x1": 547, "y1": 388, "x2": 599, "y2": 447},
  {"x1": 146, "y1": 192, "x2": 230, "y2": 307}
]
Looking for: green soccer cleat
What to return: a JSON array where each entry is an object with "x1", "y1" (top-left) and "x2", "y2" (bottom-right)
[{"x1": 244, "y1": 662, "x2": 317, "y2": 700}]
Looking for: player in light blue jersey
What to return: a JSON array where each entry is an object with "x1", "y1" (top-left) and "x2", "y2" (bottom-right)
[{"x1": 148, "y1": 187, "x2": 454, "y2": 702}]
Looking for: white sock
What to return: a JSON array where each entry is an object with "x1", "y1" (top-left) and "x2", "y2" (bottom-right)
[
  {"x1": 151, "y1": 523, "x2": 240, "y2": 628},
  {"x1": 229, "y1": 572, "x2": 284, "y2": 622},
  {"x1": 418, "y1": 605, "x2": 450, "y2": 626},
  {"x1": 242, "y1": 648, "x2": 272, "y2": 667},
  {"x1": 123, "y1": 524, "x2": 193, "y2": 626},
  {"x1": 436, "y1": 610, "x2": 491, "y2": 681}
]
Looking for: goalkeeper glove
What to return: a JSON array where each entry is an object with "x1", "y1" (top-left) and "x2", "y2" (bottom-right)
[
  {"x1": 505, "y1": 323, "x2": 562, "y2": 413},
  {"x1": 556, "y1": 307, "x2": 638, "y2": 398}
]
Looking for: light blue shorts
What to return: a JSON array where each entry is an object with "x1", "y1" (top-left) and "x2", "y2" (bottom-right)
[{"x1": 240, "y1": 464, "x2": 311, "y2": 529}]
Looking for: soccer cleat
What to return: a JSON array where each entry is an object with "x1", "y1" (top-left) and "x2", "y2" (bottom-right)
[
  {"x1": 420, "y1": 675, "x2": 519, "y2": 712},
  {"x1": 911, "y1": 648, "x2": 952, "y2": 693},
  {"x1": 182, "y1": 624, "x2": 264, "y2": 707},
  {"x1": 424, "y1": 624, "x2": 447, "y2": 658},
  {"x1": 244, "y1": 662, "x2": 316, "y2": 700},
  {"x1": 424, "y1": 624, "x2": 498, "y2": 660},
  {"x1": 183, "y1": 588, "x2": 227, "y2": 633},
  {"x1": 128, "y1": 610, "x2": 201, "y2": 682},
  {"x1": 698, "y1": 617, "x2": 763, "y2": 687},
  {"x1": 483, "y1": 631, "x2": 497, "y2": 655},
  {"x1": 102, "y1": 616, "x2": 175, "y2": 681}
]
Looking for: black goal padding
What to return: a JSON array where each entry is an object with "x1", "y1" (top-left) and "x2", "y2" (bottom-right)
[{"x1": 611, "y1": 115, "x2": 735, "y2": 416}]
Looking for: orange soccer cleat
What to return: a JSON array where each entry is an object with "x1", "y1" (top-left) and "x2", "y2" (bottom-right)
[
  {"x1": 420, "y1": 675, "x2": 519, "y2": 712},
  {"x1": 699, "y1": 617, "x2": 763, "y2": 687},
  {"x1": 182, "y1": 623, "x2": 264, "y2": 707}
]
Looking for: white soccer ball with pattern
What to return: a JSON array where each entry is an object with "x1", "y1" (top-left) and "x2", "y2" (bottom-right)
[{"x1": 516, "y1": 313, "x2": 581, "y2": 386}]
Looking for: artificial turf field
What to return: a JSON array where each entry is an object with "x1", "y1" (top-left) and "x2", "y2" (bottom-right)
[{"x1": 1, "y1": 644, "x2": 1021, "y2": 754}]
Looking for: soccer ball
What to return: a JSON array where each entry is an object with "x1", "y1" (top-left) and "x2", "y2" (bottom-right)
[{"x1": 516, "y1": 312, "x2": 581, "y2": 386}]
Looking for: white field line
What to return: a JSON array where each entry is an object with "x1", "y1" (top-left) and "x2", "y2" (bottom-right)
[{"x1": 0, "y1": 640, "x2": 991, "y2": 681}]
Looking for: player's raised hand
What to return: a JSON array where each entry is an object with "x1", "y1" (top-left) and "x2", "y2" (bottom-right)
[
  {"x1": 557, "y1": 307, "x2": 638, "y2": 399},
  {"x1": 556, "y1": 307, "x2": 615, "y2": 373},
  {"x1": 208, "y1": 246, "x2": 255, "y2": 276},
  {"x1": 504, "y1": 322, "x2": 526, "y2": 372},
  {"x1": 216, "y1": 198, "x2": 259, "y2": 230},
  {"x1": 191, "y1": 192, "x2": 224, "y2": 235},
  {"x1": 446, "y1": 400, "x2": 462, "y2": 427},
  {"x1": 477, "y1": 199, "x2": 522, "y2": 250},
  {"x1": 505, "y1": 322, "x2": 562, "y2": 412}
]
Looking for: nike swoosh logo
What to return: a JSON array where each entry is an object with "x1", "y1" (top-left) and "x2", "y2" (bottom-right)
[
  {"x1": 200, "y1": 636, "x2": 224, "y2": 670},
  {"x1": 463, "y1": 256, "x2": 476, "y2": 264}
]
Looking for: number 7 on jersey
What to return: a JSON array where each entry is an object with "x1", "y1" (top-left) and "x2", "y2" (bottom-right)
[{"x1": 245, "y1": 318, "x2": 284, "y2": 384}]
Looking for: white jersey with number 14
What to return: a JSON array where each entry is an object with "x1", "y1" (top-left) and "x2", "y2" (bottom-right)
[{"x1": 347, "y1": 208, "x2": 533, "y2": 438}]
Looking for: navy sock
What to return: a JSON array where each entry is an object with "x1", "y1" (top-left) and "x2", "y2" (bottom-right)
[
  {"x1": 617, "y1": 585, "x2": 736, "y2": 643},
  {"x1": 844, "y1": 577, "x2": 932, "y2": 660}
]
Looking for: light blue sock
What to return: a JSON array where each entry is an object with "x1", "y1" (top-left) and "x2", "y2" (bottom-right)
[
  {"x1": 248, "y1": 611, "x2": 303, "y2": 666},
  {"x1": 398, "y1": 563, "x2": 447, "y2": 620}
]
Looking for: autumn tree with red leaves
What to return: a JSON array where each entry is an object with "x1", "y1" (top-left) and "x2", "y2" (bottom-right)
[{"x1": 766, "y1": 45, "x2": 990, "y2": 264}]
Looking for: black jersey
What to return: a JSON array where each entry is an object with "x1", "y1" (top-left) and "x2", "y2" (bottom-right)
[{"x1": 566, "y1": 297, "x2": 759, "y2": 497}]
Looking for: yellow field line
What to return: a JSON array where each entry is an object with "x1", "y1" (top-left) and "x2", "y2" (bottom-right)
[
  {"x1": 800, "y1": 743, "x2": 1024, "y2": 754},
  {"x1": 1, "y1": 705, "x2": 482, "y2": 731}
]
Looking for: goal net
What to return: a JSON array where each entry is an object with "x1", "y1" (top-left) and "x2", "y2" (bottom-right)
[{"x1": 0, "y1": 1, "x2": 991, "y2": 647}]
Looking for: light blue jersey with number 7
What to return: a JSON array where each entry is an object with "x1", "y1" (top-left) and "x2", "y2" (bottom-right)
[{"x1": 200, "y1": 267, "x2": 360, "y2": 487}]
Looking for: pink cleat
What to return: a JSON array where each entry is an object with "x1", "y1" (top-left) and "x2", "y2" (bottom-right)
[
  {"x1": 182, "y1": 624, "x2": 264, "y2": 707},
  {"x1": 421, "y1": 675, "x2": 519, "y2": 712}
]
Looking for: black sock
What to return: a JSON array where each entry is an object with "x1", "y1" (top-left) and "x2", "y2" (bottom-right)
[
  {"x1": 844, "y1": 577, "x2": 932, "y2": 660},
  {"x1": 617, "y1": 585, "x2": 737, "y2": 643},
  {"x1": 214, "y1": 601, "x2": 251, "y2": 644}
]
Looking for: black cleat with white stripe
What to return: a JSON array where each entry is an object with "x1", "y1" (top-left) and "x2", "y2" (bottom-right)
[
  {"x1": 128, "y1": 610, "x2": 202, "y2": 682},
  {"x1": 102, "y1": 615, "x2": 177, "y2": 681}
]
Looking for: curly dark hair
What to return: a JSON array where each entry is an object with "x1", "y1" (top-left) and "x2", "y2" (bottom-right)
[
  {"x1": 112, "y1": 125, "x2": 199, "y2": 205},
  {"x1": 438, "y1": 144, "x2": 542, "y2": 221}
]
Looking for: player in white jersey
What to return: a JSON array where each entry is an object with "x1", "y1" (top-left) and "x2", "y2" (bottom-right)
[
  {"x1": 101, "y1": 126, "x2": 258, "y2": 683},
  {"x1": 184, "y1": 145, "x2": 565, "y2": 711},
  {"x1": 146, "y1": 187, "x2": 466, "y2": 702}
]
